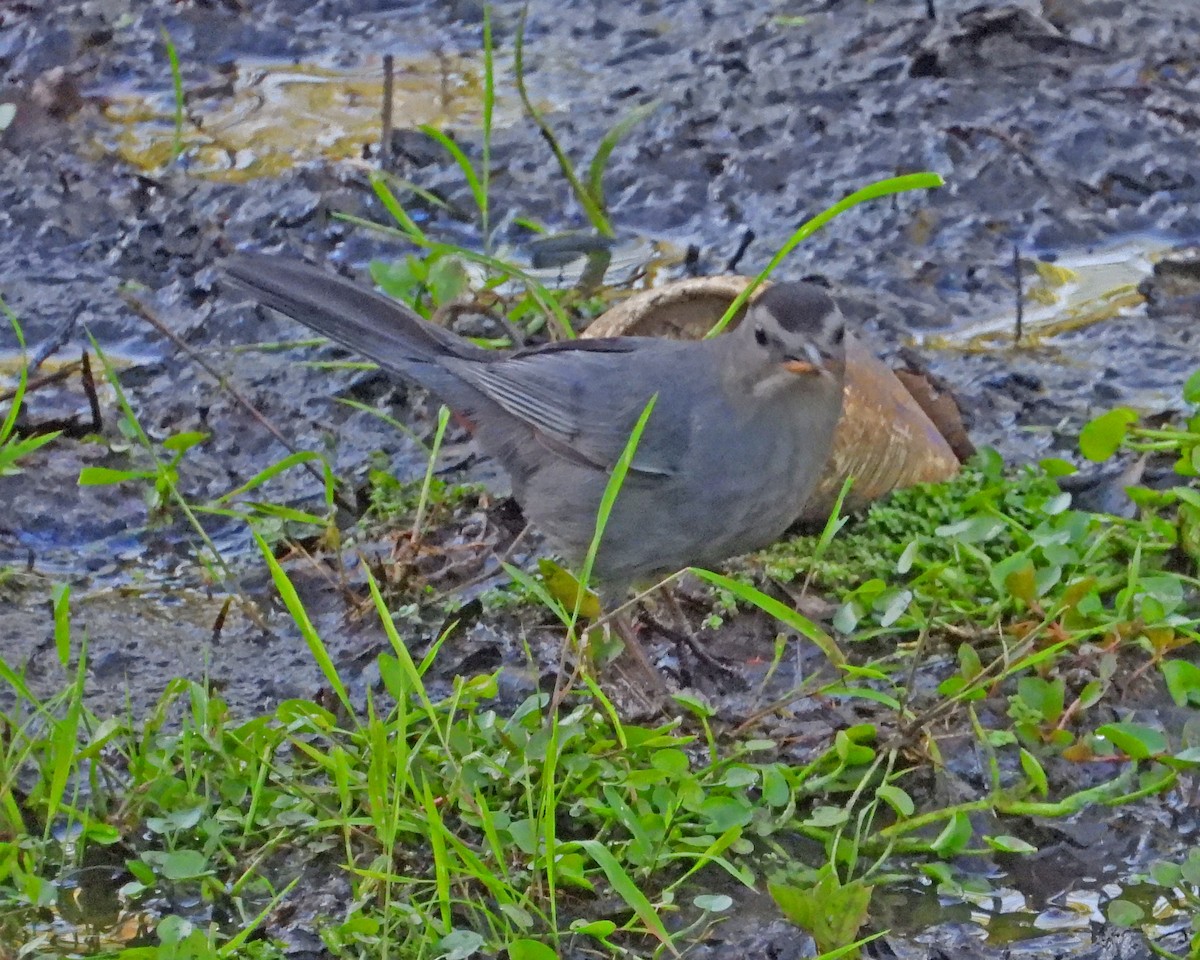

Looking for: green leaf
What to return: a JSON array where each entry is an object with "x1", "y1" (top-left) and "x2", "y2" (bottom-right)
[
  {"x1": 0, "y1": 429, "x2": 60, "y2": 475},
  {"x1": 1161, "y1": 659, "x2": 1200, "y2": 707},
  {"x1": 1077, "y1": 680, "x2": 1103, "y2": 710},
  {"x1": 1106, "y1": 899, "x2": 1145, "y2": 927},
  {"x1": 1150, "y1": 861, "x2": 1183, "y2": 887},
  {"x1": 1079, "y1": 407, "x2": 1138, "y2": 461},
  {"x1": 159, "y1": 849, "x2": 211, "y2": 881},
  {"x1": 992, "y1": 553, "x2": 1037, "y2": 605},
  {"x1": 761, "y1": 765, "x2": 790, "y2": 807},
  {"x1": 507, "y1": 939, "x2": 558, "y2": 960},
  {"x1": 214, "y1": 450, "x2": 331, "y2": 505},
  {"x1": 768, "y1": 870, "x2": 873, "y2": 955},
  {"x1": 876, "y1": 588, "x2": 912, "y2": 627},
  {"x1": 438, "y1": 929, "x2": 486, "y2": 960},
  {"x1": 1039, "y1": 457, "x2": 1077, "y2": 477},
  {"x1": 957, "y1": 642, "x2": 982, "y2": 681},
  {"x1": 876, "y1": 784, "x2": 914, "y2": 817},
  {"x1": 935, "y1": 515, "x2": 1006, "y2": 543},
  {"x1": 570, "y1": 919, "x2": 616, "y2": 938},
  {"x1": 1095, "y1": 722, "x2": 1167, "y2": 760},
  {"x1": 427, "y1": 256, "x2": 470, "y2": 306},
  {"x1": 930, "y1": 811, "x2": 972, "y2": 857},
  {"x1": 420, "y1": 124, "x2": 487, "y2": 217},
  {"x1": 1017, "y1": 676, "x2": 1064, "y2": 723},
  {"x1": 162, "y1": 431, "x2": 208, "y2": 453},
  {"x1": 984, "y1": 834, "x2": 1037, "y2": 854},
  {"x1": 1137, "y1": 574, "x2": 1184, "y2": 617},
  {"x1": 1019, "y1": 748, "x2": 1048, "y2": 796},
  {"x1": 700, "y1": 795, "x2": 753, "y2": 831},
  {"x1": 78, "y1": 466, "x2": 154, "y2": 485},
  {"x1": 834, "y1": 729, "x2": 875, "y2": 766},
  {"x1": 650, "y1": 748, "x2": 689, "y2": 775},
  {"x1": 537, "y1": 559, "x2": 601, "y2": 620},
  {"x1": 804, "y1": 805, "x2": 849, "y2": 828},
  {"x1": 1182, "y1": 368, "x2": 1200, "y2": 404},
  {"x1": 705, "y1": 172, "x2": 943, "y2": 337},
  {"x1": 369, "y1": 171, "x2": 429, "y2": 243}
]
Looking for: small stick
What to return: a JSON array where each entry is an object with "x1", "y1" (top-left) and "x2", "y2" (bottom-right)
[
  {"x1": 30, "y1": 303, "x2": 85, "y2": 374},
  {"x1": 380, "y1": 53, "x2": 394, "y2": 167},
  {"x1": 1012, "y1": 243, "x2": 1023, "y2": 344},
  {"x1": 80, "y1": 350, "x2": 102, "y2": 431},
  {"x1": 725, "y1": 229, "x2": 755, "y2": 273},
  {"x1": 0, "y1": 360, "x2": 81, "y2": 403},
  {"x1": 211, "y1": 595, "x2": 232, "y2": 645}
]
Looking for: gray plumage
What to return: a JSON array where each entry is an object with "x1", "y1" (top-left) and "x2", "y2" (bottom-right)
[{"x1": 224, "y1": 254, "x2": 846, "y2": 597}]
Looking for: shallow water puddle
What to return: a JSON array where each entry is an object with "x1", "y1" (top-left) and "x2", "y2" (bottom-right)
[
  {"x1": 919, "y1": 237, "x2": 1164, "y2": 352},
  {"x1": 96, "y1": 53, "x2": 513, "y2": 181}
]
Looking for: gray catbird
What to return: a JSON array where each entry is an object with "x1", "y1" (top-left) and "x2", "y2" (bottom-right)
[{"x1": 224, "y1": 254, "x2": 846, "y2": 600}]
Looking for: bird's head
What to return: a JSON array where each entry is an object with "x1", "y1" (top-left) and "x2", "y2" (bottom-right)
[{"x1": 738, "y1": 282, "x2": 847, "y2": 391}]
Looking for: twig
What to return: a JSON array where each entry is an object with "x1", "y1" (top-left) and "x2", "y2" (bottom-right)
[
  {"x1": 1012, "y1": 243, "x2": 1023, "y2": 344},
  {"x1": 122, "y1": 292, "x2": 358, "y2": 515},
  {"x1": 0, "y1": 359, "x2": 81, "y2": 403},
  {"x1": 80, "y1": 350, "x2": 102, "y2": 431},
  {"x1": 380, "y1": 53, "x2": 394, "y2": 167},
  {"x1": 725, "y1": 229, "x2": 755, "y2": 273}
]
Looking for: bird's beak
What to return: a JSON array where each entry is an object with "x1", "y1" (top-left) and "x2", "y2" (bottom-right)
[{"x1": 783, "y1": 342, "x2": 826, "y2": 376}]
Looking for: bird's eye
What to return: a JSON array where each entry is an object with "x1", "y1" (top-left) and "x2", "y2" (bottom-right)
[
  {"x1": 832, "y1": 327, "x2": 845, "y2": 345},
  {"x1": 753, "y1": 325, "x2": 768, "y2": 347}
]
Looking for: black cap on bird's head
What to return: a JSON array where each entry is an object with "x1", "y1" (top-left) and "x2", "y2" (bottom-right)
[{"x1": 743, "y1": 281, "x2": 847, "y2": 379}]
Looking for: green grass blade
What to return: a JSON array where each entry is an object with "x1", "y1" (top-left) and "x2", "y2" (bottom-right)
[
  {"x1": 421, "y1": 778, "x2": 454, "y2": 931},
  {"x1": 513, "y1": 8, "x2": 613, "y2": 237},
  {"x1": 214, "y1": 450, "x2": 332, "y2": 505},
  {"x1": 161, "y1": 27, "x2": 185, "y2": 164},
  {"x1": 572, "y1": 395, "x2": 658, "y2": 623},
  {"x1": 0, "y1": 295, "x2": 30, "y2": 447},
  {"x1": 252, "y1": 530, "x2": 353, "y2": 716},
  {"x1": 577, "y1": 839, "x2": 676, "y2": 951},
  {"x1": 370, "y1": 170, "x2": 430, "y2": 243},
  {"x1": 706, "y1": 172, "x2": 944, "y2": 337},
  {"x1": 0, "y1": 430, "x2": 59, "y2": 477},
  {"x1": 44, "y1": 632, "x2": 86, "y2": 835},
  {"x1": 586, "y1": 99, "x2": 659, "y2": 214},
  {"x1": 689, "y1": 567, "x2": 846, "y2": 668},
  {"x1": 218, "y1": 877, "x2": 301, "y2": 957},
  {"x1": 411, "y1": 404, "x2": 451, "y2": 543},
  {"x1": 419, "y1": 125, "x2": 487, "y2": 222},
  {"x1": 335, "y1": 397, "x2": 433, "y2": 455},
  {"x1": 481, "y1": 5, "x2": 494, "y2": 249}
]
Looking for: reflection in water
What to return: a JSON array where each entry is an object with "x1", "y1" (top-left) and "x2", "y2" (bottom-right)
[{"x1": 96, "y1": 54, "x2": 512, "y2": 182}]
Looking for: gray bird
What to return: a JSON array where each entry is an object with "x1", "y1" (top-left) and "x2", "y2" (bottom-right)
[{"x1": 224, "y1": 254, "x2": 846, "y2": 600}]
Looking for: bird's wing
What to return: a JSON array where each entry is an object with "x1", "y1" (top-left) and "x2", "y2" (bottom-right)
[{"x1": 446, "y1": 339, "x2": 689, "y2": 477}]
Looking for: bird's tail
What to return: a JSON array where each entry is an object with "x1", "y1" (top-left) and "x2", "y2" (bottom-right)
[{"x1": 222, "y1": 253, "x2": 486, "y2": 381}]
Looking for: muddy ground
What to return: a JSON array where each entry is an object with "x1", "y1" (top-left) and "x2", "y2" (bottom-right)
[{"x1": 2, "y1": 0, "x2": 1199, "y2": 956}]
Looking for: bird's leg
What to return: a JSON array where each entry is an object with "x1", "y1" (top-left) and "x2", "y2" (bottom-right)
[
  {"x1": 604, "y1": 613, "x2": 672, "y2": 715},
  {"x1": 581, "y1": 584, "x2": 672, "y2": 715},
  {"x1": 655, "y1": 589, "x2": 746, "y2": 684}
]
